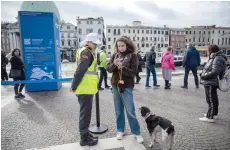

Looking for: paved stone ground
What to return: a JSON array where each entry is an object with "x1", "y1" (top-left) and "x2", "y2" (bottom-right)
[{"x1": 1, "y1": 77, "x2": 230, "y2": 150}]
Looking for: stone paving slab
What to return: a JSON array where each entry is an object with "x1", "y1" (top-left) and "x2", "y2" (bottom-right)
[
  {"x1": 1, "y1": 77, "x2": 230, "y2": 150},
  {"x1": 29, "y1": 136, "x2": 145, "y2": 150}
]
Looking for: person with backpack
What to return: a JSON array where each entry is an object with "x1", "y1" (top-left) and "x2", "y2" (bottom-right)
[
  {"x1": 181, "y1": 43, "x2": 201, "y2": 89},
  {"x1": 1, "y1": 50, "x2": 9, "y2": 81},
  {"x1": 98, "y1": 46, "x2": 110, "y2": 90},
  {"x1": 199, "y1": 45, "x2": 228, "y2": 123}
]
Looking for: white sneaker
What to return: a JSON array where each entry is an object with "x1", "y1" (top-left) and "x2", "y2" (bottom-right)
[
  {"x1": 135, "y1": 135, "x2": 144, "y2": 143},
  {"x1": 204, "y1": 114, "x2": 218, "y2": 119},
  {"x1": 116, "y1": 132, "x2": 124, "y2": 140},
  {"x1": 199, "y1": 117, "x2": 214, "y2": 123}
]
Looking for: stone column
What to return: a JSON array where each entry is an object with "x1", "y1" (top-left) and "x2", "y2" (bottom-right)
[
  {"x1": 14, "y1": 33, "x2": 18, "y2": 49},
  {"x1": 16, "y1": 34, "x2": 20, "y2": 49},
  {"x1": 11, "y1": 33, "x2": 15, "y2": 50},
  {"x1": 18, "y1": 35, "x2": 21, "y2": 49},
  {"x1": 9, "y1": 32, "x2": 13, "y2": 51},
  {"x1": 15, "y1": 34, "x2": 18, "y2": 49},
  {"x1": 12, "y1": 33, "x2": 14, "y2": 49}
]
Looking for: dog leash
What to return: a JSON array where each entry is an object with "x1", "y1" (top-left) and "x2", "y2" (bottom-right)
[{"x1": 116, "y1": 63, "x2": 138, "y2": 120}]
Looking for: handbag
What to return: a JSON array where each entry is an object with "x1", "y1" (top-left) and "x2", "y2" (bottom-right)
[{"x1": 9, "y1": 69, "x2": 22, "y2": 78}]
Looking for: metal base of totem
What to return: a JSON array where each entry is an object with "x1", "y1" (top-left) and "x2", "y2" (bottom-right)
[
  {"x1": 89, "y1": 92, "x2": 108, "y2": 134},
  {"x1": 89, "y1": 124, "x2": 108, "y2": 134}
]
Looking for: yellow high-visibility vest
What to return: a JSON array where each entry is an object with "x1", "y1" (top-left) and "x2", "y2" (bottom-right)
[{"x1": 75, "y1": 47, "x2": 98, "y2": 94}]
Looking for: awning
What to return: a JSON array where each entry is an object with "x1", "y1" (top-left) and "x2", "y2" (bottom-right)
[{"x1": 196, "y1": 48, "x2": 208, "y2": 51}]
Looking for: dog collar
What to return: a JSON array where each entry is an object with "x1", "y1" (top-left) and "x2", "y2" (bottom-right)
[{"x1": 145, "y1": 112, "x2": 154, "y2": 120}]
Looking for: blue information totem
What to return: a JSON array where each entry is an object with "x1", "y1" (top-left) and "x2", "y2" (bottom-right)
[{"x1": 18, "y1": 11, "x2": 62, "y2": 92}]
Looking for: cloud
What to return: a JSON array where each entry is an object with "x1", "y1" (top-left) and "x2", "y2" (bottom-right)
[
  {"x1": 1, "y1": 1, "x2": 22, "y2": 22},
  {"x1": 55, "y1": 1, "x2": 143, "y2": 26},
  {"x1": 1, "y1": 1, "x2": 230, "y2": 28},
  {"x1": 134, "y1": 1, "x2": 180, "y2": 20}
]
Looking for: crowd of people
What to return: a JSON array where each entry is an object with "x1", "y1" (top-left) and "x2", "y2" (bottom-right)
[
  {"x1": 1, "y1": 32, "x2": 228, "y2": 147},
  {"x1": 70, "y1": 33, "x2": 228, "y2": 146}
]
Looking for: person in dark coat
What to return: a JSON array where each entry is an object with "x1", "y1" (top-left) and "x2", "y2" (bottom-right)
[
  {"x1": 1, "y1": 50, "x2": 9, "y2": 81},
  {"x1": 135, "y1": 51, "x2": 143, "y2": 84},
  {"x1": 181, "y1": 43, "x2": 201, "y2": 89},
  {"x1": 199, "y1": 45, "x2": 227, "y2": 123},
  {"x1": 9, "y1": 49, "x2": 26, "y2": 99},
  {"x1": 144, "y1": 47, "x2": 160, "y2": 88}
]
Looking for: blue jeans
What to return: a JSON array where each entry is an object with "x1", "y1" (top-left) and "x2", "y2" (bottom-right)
[
  {"x1": 112, "y1": 86, "x2": 140, "y2": 135},
  {"x1": 146, "y1": 65, "x2": 158, "y2": 86}
]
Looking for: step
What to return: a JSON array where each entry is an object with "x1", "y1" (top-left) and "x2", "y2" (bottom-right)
[{"x1": 28, "y1": 135, "x2": 146, "y2": 150}]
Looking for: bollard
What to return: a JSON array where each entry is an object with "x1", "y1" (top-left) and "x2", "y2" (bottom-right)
[{"x1": 89, "y1": 92, "x2": 108, "y2": 134}]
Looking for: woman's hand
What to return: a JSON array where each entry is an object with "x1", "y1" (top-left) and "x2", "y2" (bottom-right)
[{"x1": 113, "y1": 58, "x2": 123, "y2": 66}]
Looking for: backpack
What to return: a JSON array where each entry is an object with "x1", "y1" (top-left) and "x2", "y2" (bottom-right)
[
  {"x1": 97, "y1": 52, "x2": 101, "y2": 65},
  {"x1": 218, "y1": 65, "x2": 230, "y2": 92}
]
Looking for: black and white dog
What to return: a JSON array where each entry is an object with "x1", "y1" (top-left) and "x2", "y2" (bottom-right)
[{"x1": 139, "y1": 106, "x2": 175, "y2": 150}]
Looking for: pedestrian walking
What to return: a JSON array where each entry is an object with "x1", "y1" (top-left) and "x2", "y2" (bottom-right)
[
  {"x1": 98, "y1": 45, "x2": 110, "y2": 90},
  {"x1": 181, "y1": 43, "x2": 201, "y2": 89}
]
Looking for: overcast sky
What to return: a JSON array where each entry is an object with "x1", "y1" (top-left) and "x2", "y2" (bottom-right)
[{"x1": 1, "y1": 1, "x2": 230, "y2": 28}]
